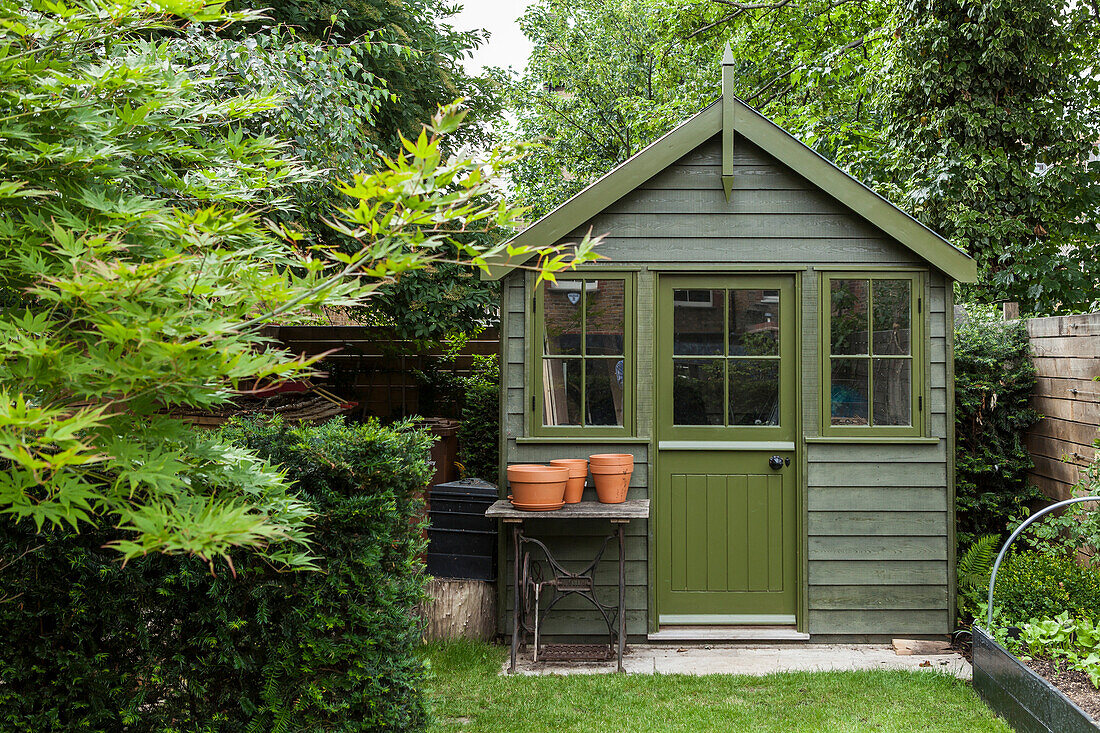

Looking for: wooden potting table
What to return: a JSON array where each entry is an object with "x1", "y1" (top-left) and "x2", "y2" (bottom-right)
[{"x1": 485, "y1": 499, "x2": 650, "y2": 673}]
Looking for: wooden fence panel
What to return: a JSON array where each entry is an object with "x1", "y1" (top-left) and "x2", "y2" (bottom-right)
[
  {"x1": 1025, "y1": 314, "x2": 1100, "y2": 500},
  {"x1": 267, "y1": 326, "x2": 501, "y2": 420}
]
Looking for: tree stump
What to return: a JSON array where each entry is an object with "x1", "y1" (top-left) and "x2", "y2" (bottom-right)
[{"x1": 420, "y1": 578, "x2": 496, "y2": 642}]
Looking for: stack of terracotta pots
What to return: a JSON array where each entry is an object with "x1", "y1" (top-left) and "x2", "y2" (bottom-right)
[
  {"x1": 505, "y1": 464, "x2": 568, "y2": 511},
  {"x1": 588, "y1": 454, "x2": 633, "y2": 504},
  {"x1": 506, "y1": 454, "x2": 634, "y2": 511}
]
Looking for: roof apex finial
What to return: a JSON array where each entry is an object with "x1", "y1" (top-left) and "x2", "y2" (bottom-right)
[{"x1": 722, "y1": 42, "x2": 735, "y2": 66}]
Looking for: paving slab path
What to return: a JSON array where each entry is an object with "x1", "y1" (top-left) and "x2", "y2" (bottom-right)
[{"x1": 505, "y1": 644, "x2": 971, "y2": 679}]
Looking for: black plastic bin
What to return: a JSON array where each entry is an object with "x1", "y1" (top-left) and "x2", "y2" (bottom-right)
[{"x1": 427, "y1": 478, "x2": 498, "y2": 581}]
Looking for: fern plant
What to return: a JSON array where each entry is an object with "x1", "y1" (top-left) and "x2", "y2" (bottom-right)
[{"x1": 957, "y1": 533, "x2": 1002, "y2": 624}]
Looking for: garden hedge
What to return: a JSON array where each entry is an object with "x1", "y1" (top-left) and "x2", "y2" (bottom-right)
[
  {"x1": 994, "y1": 551, "x2": 1100, "y2": 623},
  {"x1": 954, "y1": 305, "x2": 1043, "y2": 551},
  {"x1": 457, "y1": 354, "x2": 500, "y2": 483},
  {"x1": 0, "y1": 416, "x2": 432, "y2": 733}
]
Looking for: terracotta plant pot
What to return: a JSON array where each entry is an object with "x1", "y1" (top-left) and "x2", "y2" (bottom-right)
[
  {"x1": 588, "y1": 453, "x2": 634, "y2": 466},
  {"x1": 589, "y1": 454, "x2": 633, "y2": 504},
  {"x1": 506, "y1": 464, "x2": 568, "y2": 508},
  {"x1": 549, "y1": 459, "x2": 589, "y2": 504}
]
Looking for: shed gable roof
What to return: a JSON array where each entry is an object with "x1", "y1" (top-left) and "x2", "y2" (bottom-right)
[{"x1": 486, "y1": 97, "x2": 977, "y2": 283}]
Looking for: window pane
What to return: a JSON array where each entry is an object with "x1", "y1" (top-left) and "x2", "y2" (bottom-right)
[
  {"x1": 730, "y1": 289, "x2": 779, "y2": 356},
  {"x1": 673, "y1": 289, "x2": 725, "y2": 355},
  {"x1": 873, "y1": 358, "x2": 912, "y2": 426},
  {"x1": 585, "y1": 279, "x2": 625, "y2": 355},
  {"x1": 830, "y1": 358, "x2": 869, "y2": 426},
  {"x1": 672, "y1": 358, "x2": 724, "y2": 425},
  {"x1": 872, "y1": 280, "x2": 911, "y2": 355},
  {"x1": 830, "y1": 279, "x2": 869, "y2": 355},
  {"x1": 585, "y1": 358, "x2": 624, "y2": 426},
  {"x1": 543, "y1": 281, "x2": 583, "y2": 355},
  {"x1": 729, "y1": 359, "x2": 779, "y2": 426},
  {"x1": 542, "y1": 358, "x2": 581, "y2": 425}
]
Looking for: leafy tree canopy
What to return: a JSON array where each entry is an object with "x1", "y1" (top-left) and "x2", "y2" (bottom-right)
[
  {"x1": 505, "y1": 0, "x2": 1100, "y2": 313},
  {"x1": 878, "y1": 0, "x2": 1100, "y2": 313},
  {"x1": 0, "y1": 0, "x2": 596, "y2": 567},
  {"x1": 505, "y1": 0, "x2": 887, "y2": 217}
]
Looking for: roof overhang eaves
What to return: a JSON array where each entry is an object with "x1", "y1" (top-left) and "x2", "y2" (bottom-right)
[
  {"x1": 728, "y1": 96, "x2": 977, "y2": 283},
  {"x1": 482, "y1": 94, "x2": 977, "y2": 284},
  {"x1": 481, "y1": 102, "x2": 723, "y2": 281}
]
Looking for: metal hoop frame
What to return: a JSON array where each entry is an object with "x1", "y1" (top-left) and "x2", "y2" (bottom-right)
[{"x1": 986, "y1": 496, "x2": 1100, "y2": 627}]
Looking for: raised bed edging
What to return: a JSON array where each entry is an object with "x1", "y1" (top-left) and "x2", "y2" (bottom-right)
[{"x1": 973, "y1": 625, "x2": 1099, "y2": 732}]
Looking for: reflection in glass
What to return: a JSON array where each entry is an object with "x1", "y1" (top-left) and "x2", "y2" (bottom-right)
[
  {"x1": 673, "y1": 289, "x2": 725, "y2": 355},
  {"x1": 584, "y1": 280, "x2": 625, "y2": 355},
  {"x1": 872, "y1": 280, "x2": 911, "y2": 355},
  {"x1": 543, "y1": 281, "x2": 583, "y2": 355},
  {"x1": 830, "y1": 358, "x2": 869, "y2": 425},
  {"x1": 873, "y1": 359, "x2": 911, "y2": 426},
  {"x1": 830, "y1": 279, "x2": 868, "y2": 355},
  {"x1": 586, "y1": 359, "x2": 625, "y2": 426},
  {"x1": 542, "y1": 358, "x2": 581, "y2": 425},
  {"x1": 730, "y1": 290, "x2": 779, "y2": 355},
  {"x1": 672, "y1": 358, "x2": 724, "y2": 425},
  {"x1": 729, "y1": 360, "x2": 779, "y2": 425}
]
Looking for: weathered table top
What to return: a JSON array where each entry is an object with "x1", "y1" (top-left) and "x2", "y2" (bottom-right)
[{"x1": 485, "y1": 499, "x2": 649, "y2": 523}]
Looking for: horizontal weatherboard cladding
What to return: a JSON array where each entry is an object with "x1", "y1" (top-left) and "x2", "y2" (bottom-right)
[{"x1": 498, "y1": 124, "x2": 954, "y2": 640}]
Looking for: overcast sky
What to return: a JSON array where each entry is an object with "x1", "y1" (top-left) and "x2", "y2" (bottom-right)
[{"x1": 450, "y1": 0, "x2": 535, "y2": 74}]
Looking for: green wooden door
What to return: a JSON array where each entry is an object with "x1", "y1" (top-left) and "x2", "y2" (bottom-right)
[{"x1": 656, "y1": 275, "x2": 799, "y2": 624}]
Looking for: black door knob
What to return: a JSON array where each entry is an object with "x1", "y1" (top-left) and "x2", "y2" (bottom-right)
[{"x1": 768, "y1": 455, "x2": 784, "y2": 471}]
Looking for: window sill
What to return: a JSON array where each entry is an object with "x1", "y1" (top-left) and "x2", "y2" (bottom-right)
[
  {"x1": 515, "y1": 436, "x2": 649, "y2": 444},
  {"x1": 805, "y1": 436, "x2": 941, "y2": 445}
]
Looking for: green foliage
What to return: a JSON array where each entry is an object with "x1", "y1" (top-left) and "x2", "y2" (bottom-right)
[
  {"x1": 993, "y1": 552, "x2": 1100, "y2": 624},
  {"x1": 361, "y1": 262, "x2": 500, "y2": 341},
  {"x1": 174, "y1": 22, "x2": 395, "y2": 245},
  {"x1": 243, "y1": 0, "x2": 500, "y2": 153},
  {"x1": 0, "y1": 416, "x2": 434, "y2": 732},
  {"x1": 1021, "y1": 433, "x2": 1100, "y2": 557},
  {"x1": 995, "y1": 612, "x2": 1100, "y2": 688},
  {"x1": 457, "y1": 355, "x2": 501, "y2": 482},
  {"x1": 954, "y1": 305, "x2": 1042, "y2": 552},
  {"x1": 504, "y1": 0, "x2": 889, "y2": 217},
  {"x1": 957, "y1": 533, "x2": 1000, "y2": 623},
  {"x1": 878, "y1": 0, "x2": 1100, "y2": 313},
  {"x1": 0, "y1": 0, "x2": 597, "y2": 563},
  {"x1": 506, "y1": 0, "x2": 1100, "y2": 312}
]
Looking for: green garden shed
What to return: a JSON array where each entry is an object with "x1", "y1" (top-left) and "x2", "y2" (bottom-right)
[{"x1": 487, "y1": 49, "x2": 977, "y2": 643}]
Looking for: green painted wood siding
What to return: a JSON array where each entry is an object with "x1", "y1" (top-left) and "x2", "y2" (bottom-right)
[{"x1": 499, "y1": 131, "x2": 952, "y2": 640}]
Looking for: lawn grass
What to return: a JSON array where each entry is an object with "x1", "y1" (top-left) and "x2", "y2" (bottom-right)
[{"x1": 424, "y1": 640, "x2": 1010, "y2": 733}]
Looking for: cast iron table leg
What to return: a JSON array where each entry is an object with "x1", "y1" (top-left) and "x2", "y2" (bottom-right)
[
  {"x1": 510, "y1": 522, "x2": 521, "y2": 673},
  {"x1": 617, "y1": 522, "x2": 625, "y2": 672}
]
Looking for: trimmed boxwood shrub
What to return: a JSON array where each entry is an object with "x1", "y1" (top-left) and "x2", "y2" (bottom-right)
[
  {"x1": 0, "y1": 416, "x2": 432, "y2": 732},
  {"x1": 994, "y1": 551, "x2": 1100, "y2": 623}
]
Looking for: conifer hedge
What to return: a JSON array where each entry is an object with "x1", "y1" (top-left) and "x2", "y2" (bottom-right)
[{"x1": 0, "y1": 417, "x2": 432, "y2": 733}]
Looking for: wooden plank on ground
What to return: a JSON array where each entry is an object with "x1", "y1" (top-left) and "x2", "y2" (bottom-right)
[{"x1": 893, "y1": 639, "x2": 954, "y2": 655}]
